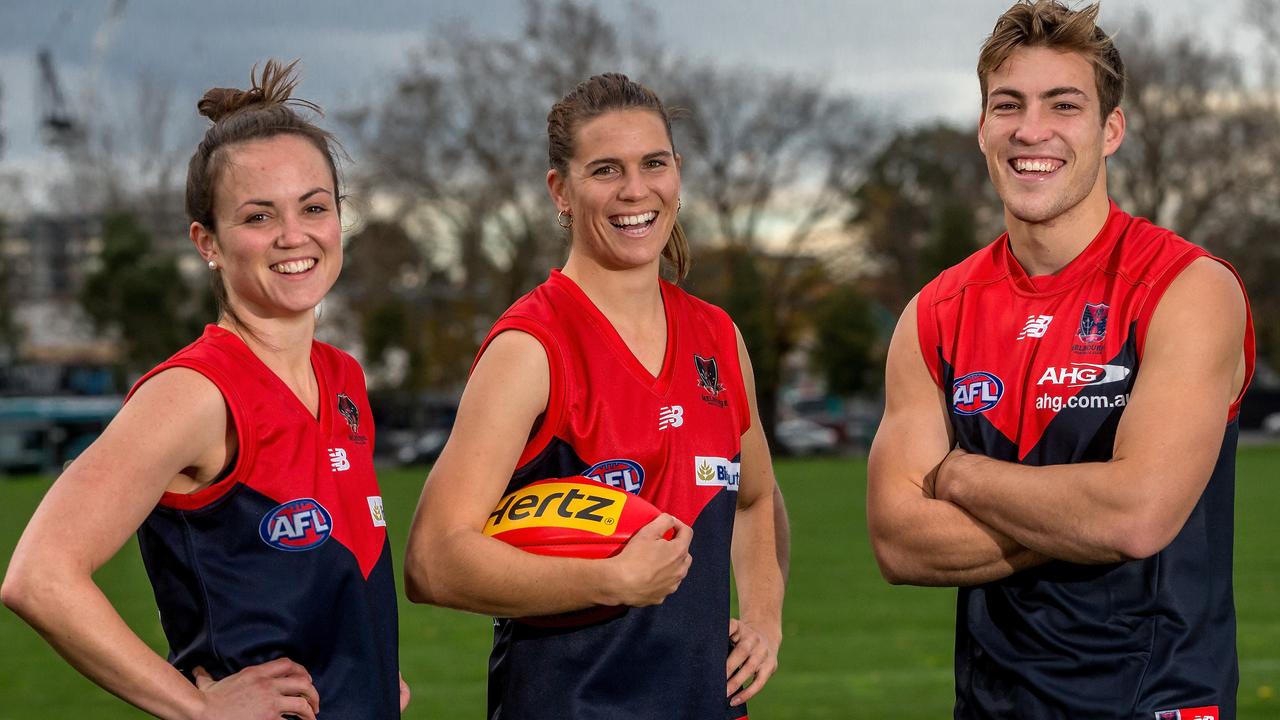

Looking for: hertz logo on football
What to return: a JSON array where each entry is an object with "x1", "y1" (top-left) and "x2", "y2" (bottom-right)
[{"x1": 485, "y1": 481, "x2": 625, "y2": 537}]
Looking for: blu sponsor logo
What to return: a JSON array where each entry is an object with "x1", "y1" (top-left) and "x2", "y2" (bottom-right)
[
  {"x1": 259, "y1": 498, "x2": 333, "y2": 551},
  {"x1": 952, "y1": 372, "x2": 1004, "y2": 416},
  {"x1": 694, "y1": 456, "x2": 741, "y2": 491},
  {"x1": 583, "y1": 459, "x2": 645, "y2": 494}
]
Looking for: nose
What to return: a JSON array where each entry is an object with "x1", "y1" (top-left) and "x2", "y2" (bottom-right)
[
  {"x1": 1012, "y1": 106, "x2": 1053, "y2": 146},
  {"x1": 275, "y1": 210, "x2": 309, "y2": 248},
  {"x1": 617, "y1": 168, "x2": 648, "y2": 202}
]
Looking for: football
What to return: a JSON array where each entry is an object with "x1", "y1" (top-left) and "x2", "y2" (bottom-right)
[{"x1": 483, "y1": 477, "x2": 668, "y2": 625}]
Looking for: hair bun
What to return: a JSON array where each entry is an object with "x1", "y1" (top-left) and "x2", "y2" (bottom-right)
[{"x1": 195, "y1": 59, "x2": 313, "y2": 123}]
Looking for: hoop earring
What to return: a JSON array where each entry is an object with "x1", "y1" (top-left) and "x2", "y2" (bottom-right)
[
  {"x1": 677, "y1": 197, "x2": 682, "y2": 213},
  {"x1": 557, "y1": 210, "x2": 573, "y2": 229}
]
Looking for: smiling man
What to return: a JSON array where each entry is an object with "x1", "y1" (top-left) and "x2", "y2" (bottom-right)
[{"x1": 866, "y1": 1, "x2": 1255, "y2": 718}]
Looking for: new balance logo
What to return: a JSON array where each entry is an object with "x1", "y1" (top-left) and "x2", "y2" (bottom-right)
[
  {"x1": 1018, "y1": 315, "x2": 1053, "y2": 340},
  {"x1": 658, "y1": 405, "x2": 684, "y2": 430},
  {"x1": 328, "y1": 448, "x2": 350, "y2": 472}
]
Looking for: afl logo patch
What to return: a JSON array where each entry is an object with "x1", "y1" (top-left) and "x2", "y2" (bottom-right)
[
  {"x1": 259, "y1": 498, "x2": 333, "y2": 551},
  {"x1": 583, "y1": 459, "x2": 645, "y2": 494},
  {"x1": 952, "y1": 371, "x2": 1004, "y2": 416}
]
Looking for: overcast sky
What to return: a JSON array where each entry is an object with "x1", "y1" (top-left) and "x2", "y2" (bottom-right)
[{"x1": 0, "y1": 0, "x2": 1257, "y2": 208}]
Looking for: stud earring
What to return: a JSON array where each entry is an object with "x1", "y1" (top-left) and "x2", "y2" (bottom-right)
[{"x1": 208, "y1": 260, "x2": 218, "y2": 271}]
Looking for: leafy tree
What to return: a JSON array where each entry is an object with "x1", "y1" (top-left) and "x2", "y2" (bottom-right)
[{"x1": 79, "y1": 211, "x2": 200, "y2": 378}]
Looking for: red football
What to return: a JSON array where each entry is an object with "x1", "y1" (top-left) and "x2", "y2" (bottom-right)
[{"x1": 483, "y1": 477, "x2": 667, "y2": 625}]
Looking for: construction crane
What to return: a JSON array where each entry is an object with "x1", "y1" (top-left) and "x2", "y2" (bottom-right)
[{"x1": 36, "y1": 0, "x2": 127, "y2": 150}]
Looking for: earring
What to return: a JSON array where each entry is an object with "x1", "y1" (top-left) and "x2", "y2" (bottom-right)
[
  {"x1": 677, "y1": 197, "x2": 682, "y2": 213},
  {"x1": 208, "y1": 259, "x2": 218, "y2": 271},
  {"x1": 557, "y1": 210, "x2": 573, "y2": 229}
]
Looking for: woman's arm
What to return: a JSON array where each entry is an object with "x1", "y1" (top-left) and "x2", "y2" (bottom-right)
[
  {"x1": 2, "y1": 368, "x2": 319, "y2": 720},
  {"x1": 404, "y1": 330, "x2": 694, "y2": 617}
]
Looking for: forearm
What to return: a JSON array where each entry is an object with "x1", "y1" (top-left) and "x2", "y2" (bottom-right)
[
  {"x1": 938, "y1": 451, "x2": 1155, "y2": 563},
  {"x1": 2, "y1": 569, "x2": 204, "y2": 720},
  {"x1": 731, "y1": 489, "x2": 787, "y2": 638},
  {"x1": 405, "y1": 530, "x2": 616, "y2": 617}
]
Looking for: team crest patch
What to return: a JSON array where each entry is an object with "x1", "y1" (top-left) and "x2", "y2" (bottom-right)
[
  {"x1": 1077, "y1": 302, "x2": 1109, "y2": 344},
  {"x1": 336, "y1": 393, "x2": 360, "y2": 434},
  {"x1": 694, "y1": 354, "x2": 728, "y2": 407},
  {"x1": 259, "y1": 498, "x2": 333, "y2": 551},
  {"x1": 583, "y1": 458, "x2": 645, "y2": 494}
]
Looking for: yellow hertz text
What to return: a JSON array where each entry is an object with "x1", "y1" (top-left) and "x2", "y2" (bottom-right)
[{"x1": 484, "y1": 482, "x2": 625, "y2": 537}]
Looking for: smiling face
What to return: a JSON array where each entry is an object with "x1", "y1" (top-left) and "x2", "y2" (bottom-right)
[
  {"x1": 547, "y1": 109, "x2": 681, "y2": 274},
  {"x1": 979, "y1": 45, "x2": 1125, "y2": 227},
  {"x1": 192, "y1": 133, "x2": 342, "y2": 322}
]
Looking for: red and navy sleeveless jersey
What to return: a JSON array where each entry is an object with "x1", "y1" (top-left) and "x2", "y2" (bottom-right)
[
  {"x1": 127, "y1": 325, "x2": 399, "y2": 719},
  {"x1": 917, "y1": 202, "x2": 1255, "y2": 719},
  {"x1": 478, "y1": 269, "x2": 751, "y2": 720}
]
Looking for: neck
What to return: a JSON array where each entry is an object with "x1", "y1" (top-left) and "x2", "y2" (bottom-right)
[
  {"x1": 1005, "y1": 182, "x2": 1111, "y2": 277},
  {"x1": 219, "y1": 310, "x2": 317, "y2": 380},
  {"x1": 561, "y1": 254, "x2": 665, "y2": 322}
]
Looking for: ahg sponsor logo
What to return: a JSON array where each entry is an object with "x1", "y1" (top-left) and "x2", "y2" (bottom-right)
[{"x1": 1036, "y1": 363, "x2": 1130, "y2": 387}]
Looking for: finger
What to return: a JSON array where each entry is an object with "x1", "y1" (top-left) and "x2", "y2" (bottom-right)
[
  {"x1": 400, "y1": 673, "x2": 411, "y2": 711},
  {"x1": 637, "y1": 513, "x2": 678, "y2": 539},
  {"x1": 192, "y1": 666, "x2": 213, "y2": 690},
  {"x1": 728, "y1": 618, "x2": 741, "y2": 641},
  {"x1": 730, "y1": 657, "x2": 777, "y2": 707},
  {"x1": 273, "y1": 675, "x2": 320, "y2": 712},
  {"x1": 277, "y1": 694, "x2": 318, "y2": 720},
  {"x1": 725, "y1": 632, "x2": 758, "y2": 679}
]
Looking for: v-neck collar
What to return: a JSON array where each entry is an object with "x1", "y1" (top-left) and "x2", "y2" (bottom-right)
[
  {"x1": 205, "y1": 324, "x2": 330, "y2": 427},
  {"x1": 548, "y1": 270, "x2": 679, "y2": 396},
  {"x1": 997, "y1": 200, "x2": 1130, "y2": 296}
]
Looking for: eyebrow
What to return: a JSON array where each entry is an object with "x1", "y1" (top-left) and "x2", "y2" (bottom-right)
[
  {"x1": 236, "y1": 187, "x2": 332, "y2": 212},
  {"x1": 989, "y1": 86, "x2": 1089, "y2": 102},
  {"x1": 584, "y1": 150, "x2": 674, "y2": 169}
]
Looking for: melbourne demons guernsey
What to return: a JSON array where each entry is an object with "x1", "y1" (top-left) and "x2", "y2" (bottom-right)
[
  {"x1": 917, "y1": 203, "x2": 1255, "y2": 719},
  {"x1": 479, "y1": 269, "x2": 751, "y2": 720},
  {"x1": 128, "y1": 325, "x2": 400, "y2": 718}
]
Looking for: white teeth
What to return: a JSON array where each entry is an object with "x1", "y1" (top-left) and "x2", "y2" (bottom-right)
[
  {"x1": 271, "y1": 259, "x2": 317, "y2": 274},
  {"x1": 1013, "y1": 158, "x2": 1060, "y2": 173},
  {"x1": 613, "y1": 211, "x2": 657, "y2": 227}
]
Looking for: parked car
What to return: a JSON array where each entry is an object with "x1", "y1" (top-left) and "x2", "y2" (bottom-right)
[{"x1": 774, "y1": 417, "x2": 839, "y2": 456}]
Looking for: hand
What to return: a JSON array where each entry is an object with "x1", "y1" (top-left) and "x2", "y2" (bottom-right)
[
  {"x1": 932, "y1": 446, "x2": 974, "y2": 502},
  {"x1": 192, "y1": 658, "x2": 319, "y2": 720},
  {"x1": 605, "y1": 513, "x2": 692, "y2": 607},
  {"x1": 726, "y1": 617, "x2": 780, "y2": 707},
  {"x1": 399, "y1": 672, "x2": 410, "y2": 712}
]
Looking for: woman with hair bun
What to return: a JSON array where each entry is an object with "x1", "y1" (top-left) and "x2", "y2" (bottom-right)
[
  {"x1": 2, "y1": 60, "x2": 406, "y2": 719},
  {"x1": 405, "y1": 72, "x2": 789, "y2": 719}
]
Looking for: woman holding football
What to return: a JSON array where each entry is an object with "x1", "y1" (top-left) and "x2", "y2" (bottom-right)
[
  {"x1": 406, "y1": 72, "x2": 789, "y2": 719},
  {"x1": 3, "y1": 61, "x2": 405, "y2": 719}
]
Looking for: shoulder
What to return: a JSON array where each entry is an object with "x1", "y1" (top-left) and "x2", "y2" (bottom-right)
[
  {"x1": 921, "y1": 237, "x2": 1007, "y2": 307},
  {"x1": 1157, "y1": 256, "x2": 1247, "y2": 320},
  {"x1": 122, "y1": 366, "x2": 229, "y2": 439}
]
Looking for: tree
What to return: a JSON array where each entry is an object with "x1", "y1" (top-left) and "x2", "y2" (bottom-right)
[
  {"x1": 847, "y1": 123, "x2": 1000, "y2": 315},
  {"x1": 1109, "y1": 12, "x2": 1280, "y2": 369},
  {"x1": 79, "y1": 211, "x2": 201, "y2": 378}
]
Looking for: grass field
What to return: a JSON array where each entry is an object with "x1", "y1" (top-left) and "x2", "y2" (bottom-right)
[{"x1": 1, "y1": 448, "x2": 1278, "y2": 718}]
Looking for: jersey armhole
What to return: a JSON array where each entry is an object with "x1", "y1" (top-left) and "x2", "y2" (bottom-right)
[
  {"x1": 1135, "y1": 250, "x2": 1257, "y2": 420},
  {"x1": 914, "y1": 284, "x2": 945, "y2": 388},
  {"x1": 472, "y1": 317, "x2": 566, "y2": 470},
  {"x1": 724, "y1": 314, "x2": 752, "y2": 436},
  {"x1": 128, "y1": 359, "x2": 256, "y2": 511}
]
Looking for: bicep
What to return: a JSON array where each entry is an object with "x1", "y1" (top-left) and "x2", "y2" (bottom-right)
[
  {"x1": 1112, "y1": 258, "x2": 1246, "y2": 503},
  {"x1": 867, "y1": 296, "x2": 953, "y2": 509},
  {"x1": 731, "y1": 324, "x2": 775, "y2": 508},
  {"x1": 414, "y1": 330, "x2": 552, "y2": 533},
  {"x1": 12, "y1": 368, "x2": 228, "y2": 573}
]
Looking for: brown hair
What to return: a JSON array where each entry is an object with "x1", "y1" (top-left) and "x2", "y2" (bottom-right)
[
  {"x1": 186, "y1": 59, "x2": 341, "y2": 330},
  {"x1": 978, "y1": 0, "x2": 1125, "y2": 122},
  {"x1": 547, "y1": 73, "x2": 691, "y2": 280}
]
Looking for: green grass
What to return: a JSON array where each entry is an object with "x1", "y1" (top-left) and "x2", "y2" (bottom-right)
[{"x1": 1, "y1": 449, "x2": 1278, "y2": 718}]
